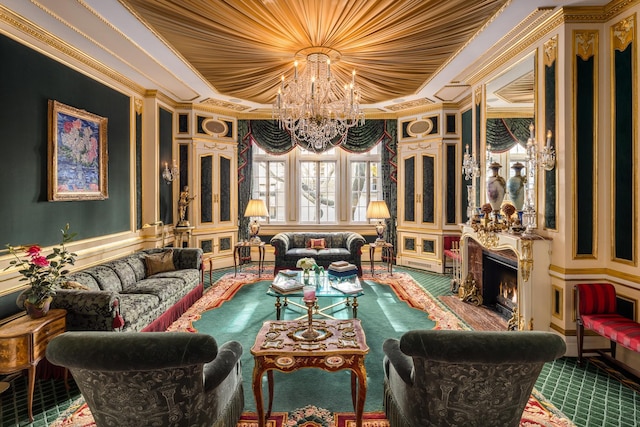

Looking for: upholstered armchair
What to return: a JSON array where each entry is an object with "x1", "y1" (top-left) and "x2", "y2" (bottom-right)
[
  {"x1": 47, "y1": 332, "x2": 244, "y2": 427},
  {"x1": 383, "y1": 330, "x2": 566, "y2": 427}
]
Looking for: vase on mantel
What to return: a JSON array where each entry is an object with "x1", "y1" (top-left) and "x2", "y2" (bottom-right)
[
  {"x1": 486, "y1": 162, "x2": 506, "y2": 213},
  {"x1": 507, "y1": 162, "x2": 525, "y2": 211}
]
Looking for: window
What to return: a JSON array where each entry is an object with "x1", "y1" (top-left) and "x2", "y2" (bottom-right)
[
  {"x1": 251, "y1": 146, "x2": 286, "y2": 222},
  {"x1": 251, "y1": 143, "x2": 381, "y2": 225}
]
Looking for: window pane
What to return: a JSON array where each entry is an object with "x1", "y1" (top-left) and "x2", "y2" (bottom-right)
[
  {"x1": 300, "y1": 161, "x2": 317, "y2": 222},
  {"x1": 350, "y1": 161, "x2": 382, "y2": 222},
  {"x1": 318, "y1": 162, "x2": 336, "y2": 223},
  {"x1": 268, "y1": 162, "x2": 286, "y2": 221}
]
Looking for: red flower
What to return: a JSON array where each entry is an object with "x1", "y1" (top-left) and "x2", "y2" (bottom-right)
[
  {"x1": 31, "y1": 256, "x2": 50, "y2": 268},
  {"x1": 26, "y1": 245, "x2": 41, "y2": 257}
]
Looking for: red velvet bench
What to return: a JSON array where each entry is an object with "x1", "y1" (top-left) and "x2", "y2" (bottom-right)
[{"x1": 575, "y1": 283, "x2": 640, "y2": 369}]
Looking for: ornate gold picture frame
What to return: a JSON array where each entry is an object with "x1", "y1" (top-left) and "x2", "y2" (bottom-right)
[{"x1": 48, "y1": 100, "x2": 108, "y2": 201}]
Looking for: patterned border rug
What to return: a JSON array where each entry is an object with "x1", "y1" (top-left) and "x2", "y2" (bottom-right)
[{"x1": 50, "y1": 269, "x2": 575, "y2": 427}]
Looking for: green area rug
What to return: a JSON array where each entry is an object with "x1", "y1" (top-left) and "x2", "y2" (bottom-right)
[{"x1": 51, "y1": 268, "x2": 574, "y2": 427}]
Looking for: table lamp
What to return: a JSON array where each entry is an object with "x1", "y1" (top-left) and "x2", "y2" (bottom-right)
[
  {"x1": 366, "y1": 200, "x2": 391, "y2": 242},
  {"x1": 244, "y1": 199, "x2": 269, "y2": 242}
]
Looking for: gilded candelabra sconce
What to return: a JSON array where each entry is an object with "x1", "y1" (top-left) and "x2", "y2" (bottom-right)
[{"x1": 462, "y1": 144, "x2": 481, "y2": 224}]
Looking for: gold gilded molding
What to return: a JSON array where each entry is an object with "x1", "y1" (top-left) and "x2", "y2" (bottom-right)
[
  {"x1": 575, "y1": 31, "x2": 598, "y2": 61},
  {"x1": 612, "y1": 15, "x2": 635, "y2": 52},
  {"x1": 543, "y1": 36, "x2": 558, "y2": 67},
  {"x1": 474, "y1": 87, "x2": 482, "y2": 106},
  {"x1": 385, "y1": 98, "x2": 434, "y2": 112},
  {"x1": 519, "y1": 239, "x2": 533, "y2": 282},
  {"x1": 134, "y1": 98, "x2": 143, "y2": 115}
]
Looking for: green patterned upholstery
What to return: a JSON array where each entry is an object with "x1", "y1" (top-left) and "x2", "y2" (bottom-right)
[
  {"x1": 51, "y1": 248, "x2": 203, "y2": 332},
  {"x1": 383, "y1": 330, "x2": 566, "y2": 427},
  {"x1": 47, "y1": 332, "x2": 244, "y2": 427},
  {"x1": 270, "y1": 232, "x2": 366, "y2": 276}
]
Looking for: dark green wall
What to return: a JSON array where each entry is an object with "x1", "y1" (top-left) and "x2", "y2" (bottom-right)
[
  {"x1": 0, "y1": 34, "x2": 131, "y2": 317},
  {"x1": 0, "y1": 33, "x2": 131, "y2": 247}
]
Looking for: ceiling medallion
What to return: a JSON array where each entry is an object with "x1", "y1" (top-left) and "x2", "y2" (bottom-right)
[{"x1": 273, "y1": 47, "x2": 364, "y2": 152}]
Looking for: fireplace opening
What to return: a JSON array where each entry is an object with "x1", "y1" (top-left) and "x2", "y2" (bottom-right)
[{"x1": 482, "y1": 250, "x2": 518, "y2": 320}]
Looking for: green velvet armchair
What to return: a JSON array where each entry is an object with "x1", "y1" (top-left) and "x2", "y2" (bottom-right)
[
  {"x1": 383, "y1": 329, "x2": 566, "y2": 427},
  {"x1": 47, "y1": 331, "x2": 244, "y2": 427}
]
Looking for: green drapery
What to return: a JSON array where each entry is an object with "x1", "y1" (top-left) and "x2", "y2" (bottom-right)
[
  {"x1": 486, "y1": 118, "x2": 532, "y2": 153},
  {"x1": 237, "y1": 119, "x2": 398, "y2": 244}
]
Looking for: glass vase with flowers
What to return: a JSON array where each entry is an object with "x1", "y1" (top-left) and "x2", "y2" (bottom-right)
[
  {"x1": 296, "y1": 257, "x2": 318, "y2": 284},
  {"x1": 5, "y1": 224, "x2": 77, "y2": 318}
]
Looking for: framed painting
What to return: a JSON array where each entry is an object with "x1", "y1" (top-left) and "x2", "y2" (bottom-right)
[{"x1": 48, "y1": 100, "x2": 108, "y2": 201}]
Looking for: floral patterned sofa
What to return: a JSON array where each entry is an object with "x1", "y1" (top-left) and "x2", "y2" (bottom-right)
[
  {"x1": 51, "y1": 248, "x2": 203, "y2": 332},
  {"x1": 270, "y1": 232, "x2": 366, "y2": 276}
]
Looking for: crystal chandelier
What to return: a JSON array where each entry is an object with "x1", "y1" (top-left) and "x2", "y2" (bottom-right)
[{"x1": 274, "y1": 50, "x2": 365, "y2": 152}]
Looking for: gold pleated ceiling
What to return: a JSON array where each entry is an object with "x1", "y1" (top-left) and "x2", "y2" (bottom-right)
[{"x1": 122, "y1": 0, "x2": 508, "y2": 106}]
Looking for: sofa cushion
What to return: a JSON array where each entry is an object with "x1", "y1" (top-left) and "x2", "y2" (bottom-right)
[
  {"x1": 87, "y1": 266, "x2": 124, "y2": 293},
  {"x1": 118, "y1": 293, "x2": 162, "y2": 332},
  {"x1": 286, "y1": 248, "x2": 320, "y2": 258},
  {"x1": 124, "y1": 278, "x2": 183, "y2": 303},
  {"x1": 151, "y1": 269, "x2": 200, "y2": 286},
  {"x1": 308, "y1": 238, "x2": 326, "y2": 249},
  {"x1": 290, "y1": 234, "x2": 307, "y2": 248},
  {"x1": 125, "y1": 254, "x2": 147, "y2": 281},
  {"x1": 105, "y1": 260, "x2": 138, "y2": 290},
  {"x1": 144, "y1": 250, "x2": 176, "y2": 276}
]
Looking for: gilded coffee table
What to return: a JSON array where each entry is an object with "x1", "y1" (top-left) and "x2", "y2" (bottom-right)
[{"x1": 251, "y1": 318, "x2": 369, "y2": 427}]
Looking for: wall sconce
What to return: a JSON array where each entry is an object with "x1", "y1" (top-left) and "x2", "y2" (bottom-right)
[
  {"x1": 462, "y1": 144, "x2": 481, "y2": 223},
  {"x1": 540, "y1": 130, "x2": 556, "y2": 171},
  {"x1": 366, "y1": 200, "x2": 391, "y2": 241},
  {"x1": 142, "y1": 220, "x2": 166, "y2": 247},
  {"x1": 162, "y1": 161, "x2": 179, "y2": 184},
  {"x1": 244, "y1": 199, "x2": 269, "y2": 243}
]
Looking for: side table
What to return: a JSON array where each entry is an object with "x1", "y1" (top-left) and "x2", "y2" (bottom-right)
[
  {"x1": 369, "y1": 242, "x2": 393, "y2": 275},
  {"x1": 174, "y1": 225, "x2": 195, "y2": 248},
  {"x1": 0, "y1": 309, "x2": 67, "y2": 422},
  {"x1": 234, "y1": 241, "x2": 266, "y2": 277},
  {"x1": 251, "y1": 318, "x2": 369, "y2": 427}
]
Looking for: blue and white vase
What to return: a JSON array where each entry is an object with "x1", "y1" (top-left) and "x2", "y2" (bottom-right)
[
  {"x1": 507, "y1": 162, "x2": 525, "y2": 211},
  {"x1": 486, "y1": 162, "x2": 506, "y2": 213}
]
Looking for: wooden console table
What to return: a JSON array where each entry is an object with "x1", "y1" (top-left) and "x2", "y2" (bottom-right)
[
  {"x1": 251, "y1": 318, "x2": 369, "y2": 427},
  {"x1": 0, "y1": 309, "x2": 67, "y2": 422},
  {"x1": 234, "y1": 241, "x2": 266, "y2": 277}
]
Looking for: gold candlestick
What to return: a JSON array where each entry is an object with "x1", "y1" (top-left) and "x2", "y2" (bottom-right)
[{"x1": 301, "y1": 299, "x2": 320, "y2": 340}]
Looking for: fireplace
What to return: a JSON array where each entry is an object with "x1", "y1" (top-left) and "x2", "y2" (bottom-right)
[
  {"x1": 482, "y1": 250, "x2": 518, "y2": 319},
  {"x1": 461, "y1": 225, "x2": 552, "y2": 331}
]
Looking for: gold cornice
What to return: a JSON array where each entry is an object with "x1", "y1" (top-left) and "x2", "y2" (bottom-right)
[
  {"x1": 465, "y1": 8, "x2": 557, "y2": 87},
  {"x1": 417, "y1": 0, "x2": 515, "y2": 94},
  {"x1": 0, "y1": 4, "x2": 146, "y2": 97},
  {"x1": 543, "y1": 36, "x2": 558, "y2": 67},
  {"x1": 612, "y1": 14, "x2": 635, "y2": 51},
  {"x1": 564, "y1": 0, "x2": 640, "y2": 23},
  {"x1": 486, "y1": 108, "x2": 534, "y2": 119}
]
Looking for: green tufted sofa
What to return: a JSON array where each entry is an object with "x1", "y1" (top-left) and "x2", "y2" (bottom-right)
[
  {"x1": 383, "y1": 329, "x2": 566, "y2": 427},
  {"x1": 47, "y1": 331, "x2": 244, "y2": 427},
  {"x1": 270, "y1": 232, "x2": 366, "y2": 276},
  {"x1": 51, "y1": 248, "x2": 204, "y2": 332}
]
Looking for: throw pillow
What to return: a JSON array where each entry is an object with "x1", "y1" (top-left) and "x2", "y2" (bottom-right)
[
  {"x1": 61, "y1": 280, "x2": 90, "y2": 290},
  {"x1": 310, "y1": 238, "x2": 326, "y2": 249},
  {"x1": 144, "y1": 250, "x2": 175, "y2": 276}
]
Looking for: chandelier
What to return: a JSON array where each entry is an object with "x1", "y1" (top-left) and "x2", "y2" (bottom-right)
[{"x1": 273, "y1": 49, "x2": 365, "y2": 152}]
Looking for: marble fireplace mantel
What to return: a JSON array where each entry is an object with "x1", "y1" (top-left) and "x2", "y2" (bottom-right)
[{"x1": 460, "y1": 225, "x2": 552, "y2": 331}]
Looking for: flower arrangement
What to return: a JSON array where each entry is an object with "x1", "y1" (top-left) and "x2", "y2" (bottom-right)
[
  {"x1": 296, "y1": 257, "x2": 317, "y2": 272},
  {"x1": 5, "y1": 224, "x2": 77, "y2": 310}
]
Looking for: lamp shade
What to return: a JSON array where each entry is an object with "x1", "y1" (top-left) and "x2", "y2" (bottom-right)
[
  {"x1": 244, "y1": 199, "x2": 269, "y2": 218},
  {"x1": 366, "y1": 200, "x2": 391, "y2": 220}
]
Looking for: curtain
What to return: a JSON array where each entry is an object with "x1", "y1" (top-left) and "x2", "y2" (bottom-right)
[{"x1": 486, "y1": 118, "x2": 532, "y2": 153}]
